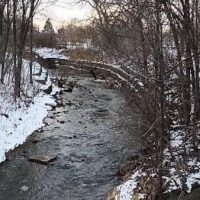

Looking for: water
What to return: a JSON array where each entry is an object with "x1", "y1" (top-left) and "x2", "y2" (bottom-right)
[{"x1": 0, "y1": 72, "x2": 141, "y2": 200}]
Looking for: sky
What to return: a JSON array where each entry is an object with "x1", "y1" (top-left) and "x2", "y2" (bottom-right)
[{"x1": 34, "y1": 0, "x2": 92, "y2": 30}]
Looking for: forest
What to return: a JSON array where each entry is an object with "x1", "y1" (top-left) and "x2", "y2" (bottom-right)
[{"x1": 0, "y1": 0, "x2": 200, "y2": 200}]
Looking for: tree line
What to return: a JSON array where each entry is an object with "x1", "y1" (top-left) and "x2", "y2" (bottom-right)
[
  {"x1": 0, "y1": 0, "x2": 40, "y2": 99},
  {"x1": 84, "y1": 0, "x2": 200, "y2": 197}
]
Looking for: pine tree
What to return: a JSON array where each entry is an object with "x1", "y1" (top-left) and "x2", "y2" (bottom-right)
[
  {"x1": 41, "y1": 18, "x2": 57, "y2": 48},
  {"x1": 42, "y1": 18, "x2": 55, "y2": 34}
]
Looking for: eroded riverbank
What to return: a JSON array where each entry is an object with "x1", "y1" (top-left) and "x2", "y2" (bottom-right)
[{"x1": 0, "y1": 72, "x2": 141, "y2": 200}]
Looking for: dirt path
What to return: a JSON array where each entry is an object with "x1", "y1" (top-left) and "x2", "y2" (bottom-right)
[{"x1": 0, "y1": 73, "x2": 141, "y2": 200}]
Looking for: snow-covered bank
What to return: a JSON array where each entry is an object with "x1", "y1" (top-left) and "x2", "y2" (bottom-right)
[
  {"x1": 0, "y1": 59, "x2": 60, "y2": 163},
  {"x1": 109, "y1": 129, "x2": 200, "y2": 200},
  {"x1": 0, "y1": 93, "x2": 56, "y2": 162},
  {"x1": 33, "y1": 47, "x2": 69, "y2": 59},
  {"x1": 84, "y1": 59, "x2": 200, "y2": 199}
]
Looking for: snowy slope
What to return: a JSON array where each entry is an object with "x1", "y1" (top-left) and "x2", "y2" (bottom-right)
[{"x1": 0, "y1": 59, "x2": 60, "y2": 163}]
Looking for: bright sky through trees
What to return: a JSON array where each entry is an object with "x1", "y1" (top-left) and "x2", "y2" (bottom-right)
[{"x1": 34, "y1": 0, "x2": 92, "y2": 29}]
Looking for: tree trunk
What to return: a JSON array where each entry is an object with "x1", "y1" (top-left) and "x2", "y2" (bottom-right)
[
  {"x1": 29, "y1": 15, "x2": 33, "y2": 84},
  {"x1": 13, "y1": 0, "x2": 18, "y2": 99}
]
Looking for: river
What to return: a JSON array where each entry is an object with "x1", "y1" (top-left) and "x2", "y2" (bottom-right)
[{"x1": 0, "y1": 70, "x2": 141, "y2": 200}]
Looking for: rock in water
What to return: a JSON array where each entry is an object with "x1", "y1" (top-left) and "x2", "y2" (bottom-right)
[
  {"x1": 63, "y1": 87, "x2": 73, "y2": 93},
  {"x1": 45, "y1": 103, "x2": 56, "y2": 110},
  {"x1": 43, "y1": 84, "x2": 52, "y2": 94},
  {"x1": 0, "y1": 113, "x2": 9, "y2": 118},
  {"x1": 90, "y1": 69, "x2": 97, "y2": 79},
  {"x1": 57, "y1": 78, "x2": 66, "y2": 88},
  {"x1": 28, "y1": 155, "x2": 57, "y2": 164}
]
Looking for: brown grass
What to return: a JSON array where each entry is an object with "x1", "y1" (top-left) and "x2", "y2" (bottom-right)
[{"x1": 68, "y1": 48, "x2": 100, "y2": 61}]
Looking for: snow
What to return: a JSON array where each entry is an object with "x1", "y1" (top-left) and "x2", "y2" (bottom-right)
[
  {"x1": 33, "y1": 47, "x2": 69, "y2": 59},
  {"x1": 186, "y1": 173, "x2": 200, "y2": 192},
  {"x1": 66, "y1": 40, "x2": 93, "y2": 49},
  {"x1": 0, "y1": 58, "x2": 60, "y2": 163},
  {"x1": 117, "y1": 171, "x2": 140, "y2": 200},
  {"x1": 156, "y1": 129, "x2": 200, "y2": 195},
  {"x1": 94, "y1": 79, "x2": 106, "y2": 83},
  {"x1": 113, "y1": 171, "x2": 147, "y2": 200},
  {"x1": 0, "y1": 94, "x2": 53, "y2": 162}
]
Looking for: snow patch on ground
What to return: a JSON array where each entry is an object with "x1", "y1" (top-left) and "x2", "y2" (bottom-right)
[
  {"x1": 0, "y1": 58, "x2": 60, "y2": 163},
  {"x1": 112, "y1": 170, "x2": 148, "y2": 200},
  {"x1": 0, "y1": 93, "x2": 55, "y2": 162},
  {"x1": 116, "y1": 171, "x2": 141, "y2": 200},
  {"x1": 33, "y1": 47, "x2": 69, "y2": 59},
  {"x1": 163, "y1": 129, "x2": 200, "y2": 194},
  {"x1": 115, "y1": 128, "x2": 200, "y2": 199}
]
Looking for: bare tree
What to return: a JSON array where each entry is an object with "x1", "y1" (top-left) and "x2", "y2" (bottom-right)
[
  {"x1": 80, "y1": 0, "x2": 200, "y2": 197},
  {"x1": 14, "y1": 0, "x2": 40, "y2": 98}
]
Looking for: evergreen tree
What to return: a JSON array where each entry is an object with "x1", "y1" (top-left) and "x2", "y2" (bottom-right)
[
  {"x1": 41, "y1": 18, "x2": 57, "y2": 48},
  {"x1": 42, "y1": 18, "x2": 55, "y2": 34}
]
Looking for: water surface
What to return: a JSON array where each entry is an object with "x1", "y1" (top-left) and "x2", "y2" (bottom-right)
[{"x1": 0, "y1": 73, "x2": 141, "y2": 200}]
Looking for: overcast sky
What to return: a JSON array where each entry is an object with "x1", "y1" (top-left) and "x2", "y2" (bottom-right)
[{"x1": 34, "y1": 0, "x2": 92, "y2": 30}]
